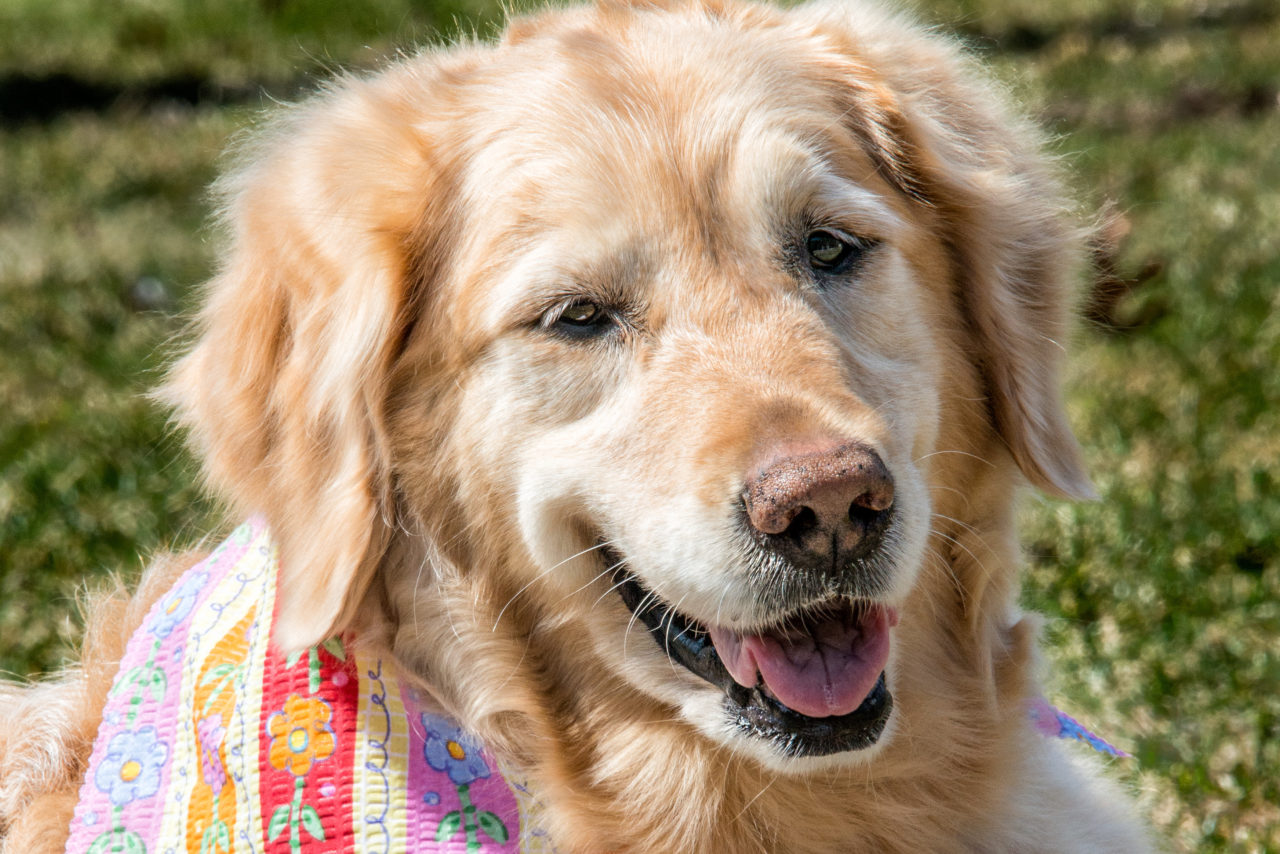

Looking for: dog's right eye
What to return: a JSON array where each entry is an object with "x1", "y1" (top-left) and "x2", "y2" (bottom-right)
[
  {"x1": 805, "y1": 229, "x2": 875, "y2": 275},
  {"x1": 547, "y1": 300, "x2": 614, "y2": 339}
]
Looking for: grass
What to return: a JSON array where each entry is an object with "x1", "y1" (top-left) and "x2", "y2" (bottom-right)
[{"x1": 1, "y1": 0, "x2": 1276, "y2": 850}]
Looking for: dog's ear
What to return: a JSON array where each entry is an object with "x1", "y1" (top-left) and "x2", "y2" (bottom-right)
[
  {"x1": 798, "y1": 1, "x2": 1095, "y2": 500},
  {"x1": 164, "y1": 71, "x2": 446, "y2": 650},
  {"x1": 914, "y1": 100, "x2": 1097, "y2": 501}
]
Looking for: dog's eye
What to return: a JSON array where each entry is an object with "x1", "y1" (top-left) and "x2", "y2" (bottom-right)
[
  {"x1": 805, "y1": 229, "x2": 874, "y2": 274},
  {"x1": 548, "y1": 300, "x2": 614, "y2": 339},
  {"x1": 560, "y1": 302, "x2": 602, "y2": 325}
]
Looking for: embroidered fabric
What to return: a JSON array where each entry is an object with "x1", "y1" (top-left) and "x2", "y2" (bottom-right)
[{"x1": 65, "y1": 518, "x2": 557, "y2": 854}]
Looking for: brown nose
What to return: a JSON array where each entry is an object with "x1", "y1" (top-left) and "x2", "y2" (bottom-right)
[{"x1": 742, "y1": 441, "x2": 894, "y2": 572}]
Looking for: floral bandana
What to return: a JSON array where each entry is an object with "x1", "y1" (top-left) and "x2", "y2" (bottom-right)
[{"x1": 65, "y1": 518, "x2": 556, "y2": 854}]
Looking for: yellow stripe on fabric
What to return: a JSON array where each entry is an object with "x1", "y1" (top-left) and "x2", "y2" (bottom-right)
[
  {"x1": 226, "y1": 527, "x2": 279, "y2": 852},
  {"x1": 153, "y1": 522, "x2": 274, "y2": 848},
  {"x1": 352, "y1": 650, "x2": 410, "y2": 854}
]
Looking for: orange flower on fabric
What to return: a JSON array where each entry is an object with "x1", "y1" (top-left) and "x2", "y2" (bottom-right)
[{"x1": 266, "y1": 694, "x2": 335, "y2": 777}]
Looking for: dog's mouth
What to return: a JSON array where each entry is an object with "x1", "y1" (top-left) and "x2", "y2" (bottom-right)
[{"x1": 609, "y1": 548, "x2": 896, "y2": 757}]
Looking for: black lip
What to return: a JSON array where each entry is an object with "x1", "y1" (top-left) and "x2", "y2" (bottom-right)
[{"x1": 613, "y1": 561, "x2": 893, "y2": 757}]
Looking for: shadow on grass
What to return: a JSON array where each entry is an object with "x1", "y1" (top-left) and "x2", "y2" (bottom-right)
[
  {"x1": 0, "y1": 72, "x2": 285, "y2": 127},
  {"x1": 955, "y1": 0, "x2": 1280, "y2": 52}
]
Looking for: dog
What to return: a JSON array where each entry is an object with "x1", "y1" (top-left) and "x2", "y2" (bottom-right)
[{"x1": 0, "y1": 0, "x2": 1153, "y2": 850}]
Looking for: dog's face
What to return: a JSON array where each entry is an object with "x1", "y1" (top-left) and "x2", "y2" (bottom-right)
[
  {"x1": 414, "y1": 26, "x2": 946, "y2": 765},
  {"x1": 169, "y1": 0, "x2": 1092, "y2": 775}
]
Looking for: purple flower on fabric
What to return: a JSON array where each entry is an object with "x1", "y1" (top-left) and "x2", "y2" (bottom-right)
[
  {"x1": 94, "y1": 726, "x2": 169, "y2": 806},
  {"x1": 421, "y1": 714, "x2": 490, "y2": 785},
  {"x1": 148, "y1": 571, "x2": 208, "y2": 638},
  {"x1": 196, "y1": 715, "x2": 228, "y2": 794}
]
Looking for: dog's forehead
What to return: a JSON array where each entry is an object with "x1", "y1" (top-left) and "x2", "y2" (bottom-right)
[
  {"x1": 442, "y1": 18, "x2": 907, "y2": 330},
  {"x1": 456, "y1": 15, "x2": 887, "y2": 210}
]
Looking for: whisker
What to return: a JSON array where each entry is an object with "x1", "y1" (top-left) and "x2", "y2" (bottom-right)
[
  {"x1": 926, "y1": 482, "x2": 969, "y2": 503},
  {"x1": 622, "y1": 589, "x2": 661, "y2": 663},
  {"x1": 588, "y1": 559, "x2": 635, "y2": 610},
  {"x1": 930, "y1": 528, "x2": 992, "y2": 588},
  {"x1": 733, "y1": 774, "x2": 778, "y2": 822},
  {"x1": 914, "y1": 448, "x2": 996, "y2": 468},
  {"x1": 491, "y1": 539, "x2": 618, "y2": 630},
  {"x1": 930, "y1": 511, "x2": 984, "y2": 539}
]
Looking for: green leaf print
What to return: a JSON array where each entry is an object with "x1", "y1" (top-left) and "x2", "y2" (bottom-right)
[
  {"x1": 435, "y1": 811, "x2": 462, "y2": 843},
  {"x1": 300, "y1": 804, "x2": 325, "y2": 841},
  {"x1": 477, "y1": 810, "x2": 510, "y2": 844},
  {"x1": 268, "y1": 804, "x2": 290, "y2": 842},
  {"x1": 320, "y1": 637, "x2": 346, "y2": 661}
]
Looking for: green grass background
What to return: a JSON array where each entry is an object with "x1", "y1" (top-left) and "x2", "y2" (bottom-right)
[{"x1": 1, "y1": 0, "x2": 1276, "y2": 849}]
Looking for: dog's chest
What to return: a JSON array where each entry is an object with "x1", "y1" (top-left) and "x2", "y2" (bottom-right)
[{"x1": 65, "y1": 519, "x2": 556, "y2": 853}]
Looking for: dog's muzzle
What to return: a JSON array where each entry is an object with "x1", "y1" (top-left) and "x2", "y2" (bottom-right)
[{"x1": 612, "y1": 553, "x2": 895, "y2": 758}]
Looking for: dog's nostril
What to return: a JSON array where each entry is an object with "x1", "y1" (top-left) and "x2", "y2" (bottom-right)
[
  {"x1": 849, "y1": 485, "x2": 894, "y2": 524},
  {"x1": 783, "y1": 506, "x2": 818, "y2": 540},
  {"x1": 848, "y1": 500, "x2": 891, "y2": 541},
  {"x1": 852, "y1": 484, "x2": 894, "y2": 514}
]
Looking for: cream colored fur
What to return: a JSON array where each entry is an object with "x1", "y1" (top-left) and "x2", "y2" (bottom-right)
[{"x1": 0, "y1": 0, "x2": 1151, "y2": 850}]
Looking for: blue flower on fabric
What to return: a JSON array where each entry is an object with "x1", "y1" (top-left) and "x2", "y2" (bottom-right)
[
  {"x1": 148, "y1": 571, "x2": 208, "y2": 638},
  {"x1": 421, "y1": 714, "x2": 490, "y2": 785},
  {"x1": 94, "y1": 726, "x2": 169, "y2": 806}
]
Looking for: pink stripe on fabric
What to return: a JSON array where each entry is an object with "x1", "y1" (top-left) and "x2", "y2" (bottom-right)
[{"x1": 65, "y1": 519, "x2": 262, "y2": 854}]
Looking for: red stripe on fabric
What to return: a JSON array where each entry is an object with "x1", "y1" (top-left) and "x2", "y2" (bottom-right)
[
  {"x1": 258, "y1": 633, "x2": 359, "y2": 852},
  {"x1": 319, "y1": 642, "x2": 359, "y2": 852}
]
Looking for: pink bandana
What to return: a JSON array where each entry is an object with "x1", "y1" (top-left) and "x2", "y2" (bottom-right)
[{"x1": 64, "y1": 518, "x2": 557, "y2": 854}]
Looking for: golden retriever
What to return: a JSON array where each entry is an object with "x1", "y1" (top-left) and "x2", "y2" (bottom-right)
[{"x1": 0, "y1": 0, "x2": 1151, "y2": 850}]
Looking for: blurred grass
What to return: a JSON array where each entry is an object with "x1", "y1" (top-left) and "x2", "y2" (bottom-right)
[
  {"x1": 0, "y1": 0, "x2": 1276, "y2": 850},
  {"x1": 0, "y1": 0, "x2": 501, "y2": 85}
]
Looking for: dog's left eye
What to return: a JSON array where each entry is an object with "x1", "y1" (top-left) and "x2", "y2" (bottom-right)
[
  {"x1": 547, "y1": 300, "x2": 614, "y2": 339},
  {"x1": 805, "y1": 229, "x2": 875, "y2": 274},
  {"x1": 560, "y1": 302, "x2": 601, "y2": 324}
]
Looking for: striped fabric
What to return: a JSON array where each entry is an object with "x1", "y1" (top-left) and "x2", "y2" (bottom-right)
[{"x1": 65, "y1": 518, "x2": 555, "y2": 854}]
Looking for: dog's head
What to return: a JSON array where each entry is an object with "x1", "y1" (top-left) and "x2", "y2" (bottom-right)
[{"x1": 167, "y1": 0, "x2": 1090, "y2": 772}]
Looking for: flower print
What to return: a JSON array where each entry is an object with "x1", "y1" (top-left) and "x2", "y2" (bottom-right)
[
  {"x1": 148, "y1": 570, "x2": 208, "y2": 638},
  {"x1": 94, "y1": 726, "x2": 169, "y2": 807},
  {"x1": 419, "y1": 715, "x2": 509, "y2": 848},
  {"x1": 267, "y1": 695, "x2": 336, "y2": 777},
  {"x1": 421, "y1": 714, "x2": 490, "y2": 785},
  {"x1": 196, "y1": 715, "x2": 228, "y2": 794}
]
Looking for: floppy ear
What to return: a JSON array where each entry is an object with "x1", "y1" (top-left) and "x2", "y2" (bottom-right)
[
  {"x1": 164, "y1": 69, "x2": 443, "y2": 650},
  {"x1": 799, "y1": 1, "x2": 1095, "y2": 500},
  {"x1": 908, "y1": 94, "x2": 1097, "y2": 501}
]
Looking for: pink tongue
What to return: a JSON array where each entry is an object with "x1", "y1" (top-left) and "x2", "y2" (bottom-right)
[{"x1": 708, "y1": 605, "x2": 895, "y2": 718}]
